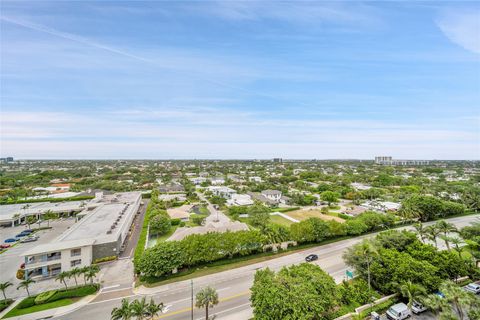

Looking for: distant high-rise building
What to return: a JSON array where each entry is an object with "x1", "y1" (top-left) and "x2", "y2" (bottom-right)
[
  {"x1": 273, "y1": 158, "x2": 283, "y2": 163},
  {"x1": 375, "y1": 156, "x2": 429, "y2": 166},
  {"x1": 0, "y1": 157, "x2": 14, "y2": 163}
]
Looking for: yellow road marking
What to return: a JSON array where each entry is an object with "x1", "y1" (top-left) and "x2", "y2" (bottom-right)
[{"x1": 156, "y1": 291, "x2": 250, "y2": 319}]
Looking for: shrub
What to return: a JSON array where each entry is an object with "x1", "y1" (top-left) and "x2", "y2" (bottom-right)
[
  {"x1": 16, "y1": 296, "x2": 36, "y2": 309},
  {"x1": 16, "y1": 269, "x2": 24, "y2": 280},
  {"x1": 34, "y1": 290, "x2": 57, "y2": 305},
  {"x1": 150, "y1": 214, "x2": 171, "y2": 235},
  {"x1": 170, "y1": 218, "x2": 181, "y2": 226},
  {"x1": 0, "y1": 299, "x2": 13, "y2": 312},
  {"x1": 47, "y1": 284, "x2": 99, "y2": 302},
  {"x1": 93, "y1": 256, "x2": 117, "y2": 264}
]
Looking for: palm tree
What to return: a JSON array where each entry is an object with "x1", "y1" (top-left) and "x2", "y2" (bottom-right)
[
  {"x1": 195, "y1": 286, "x2": 219, "y2": 320},
  {"x1": 425, "y1": 225, "x2": 440, "y2": 248},
  {"x1": 80, "y1": 266, "x2": 89, "y2": 285},
  {"x1": 435, "y1": 220, "x2": 457, "y2": 250},
  {"x1": 450, "y1": 237, "x2": 464, "y2": 258},
  {"x1": 56, "y1": 271, "x2": 70, "y2": 289},
  {"x1": 85, "y1": 265, "x2": 100, "y2": 284},
  {"x1": 0, "y1": 281, "x2": 13, "y2": 300},
  {"x1": 26, "y1": 216, "x2": 36, "y2": 229},
  {"x1": 43, "y1": 210, "x2": 55, "y2": 227},
  {"x1": 355, "y1": 240, "x2": 378, "y2": 291},
  {"x1": 69, "y1": 268, "x2": 81, "y2": 287},
  {"x1": 413, "y1": 222, "x2": 427, "y2": 243},
  {"x1": 145, "y1": 298, "x2": 163, "y2": 320},
  {"x1": 111, "y1": 298, "x2": 132, "y2": 320},
  {"x1": 439, "y1": 280, "x2": 475, "y2": 320},
  {"x1": 399, "y1": 281, "x2": 426, "y2": 311},
  {"x1": 130, "y1": 297, "x2": 148, "y2": 320},
  {"x1": 17, "y1": 278, "x2": 35, "y2": 296}
]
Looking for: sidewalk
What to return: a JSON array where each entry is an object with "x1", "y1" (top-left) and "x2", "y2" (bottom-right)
[{"x1": 0, "y1": 294, "x2": 98, "y2": 320}]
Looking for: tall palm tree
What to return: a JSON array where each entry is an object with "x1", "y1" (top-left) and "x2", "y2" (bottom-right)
[
  {"x1": 130, "y1": 297, "x2": 148, "y2": 320},
  {"x1": 435, "y1": 220, "x2": 457, "y2": 250},
  {"x1": 145, "y1": 298, "x2": 163, "y2": 320},
  {"x1": 43, "y1": 210, "x2": 55, "y2": 227},
  {"x1": 85, "y1": 265, "x2": 100, "y2": 284},
  {"x1": 449, "y1": 237, "x2": 464, "y2": 258},
  {"x1": 195, "y1": 286, "x2": 219, "y2": 320},
  {"x1": 355, "y1": 240, "x2": 378, "y2": 291},
  {"x1": 425, "y1": 225, "x2": 440, "y2": 248},
  {"x1": 111, "y1": 298, "x2": 132, "y2": 320},
  {"x1": 17, "y1": 278, "x2": 35, "y2": 297},
  {"x1": 0, "y1": 281, "x2": 13, "y2": 300},
  {"x1": 413, "y1": 222, "x2": 427, "y2": 243},
  {"x1": 69, "y1": 268, "x2": 81, "y2": 287},
  {"x1": 80, "y1": 266, "x2": 89, "y2": 285},
  {"x1": 399, "y1": 281, "x2": 426, "y2": 310},
  {"x1": 439, "y1": 280, "x2": 475, "y2": 320},
  {"x1": 56, "y1": 271, "x2": 70, "y2": 289}
]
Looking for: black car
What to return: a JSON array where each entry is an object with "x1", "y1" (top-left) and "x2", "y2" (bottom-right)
[{"x1": 305, "y1": 254, "x2": 318, "y2": 262}]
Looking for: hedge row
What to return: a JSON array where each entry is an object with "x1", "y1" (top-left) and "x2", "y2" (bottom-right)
[{"x1": 17, "y1": 284, "x2": 99, "y2": 309}]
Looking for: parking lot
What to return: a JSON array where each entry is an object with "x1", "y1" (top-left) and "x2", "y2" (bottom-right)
[{"x1": 0, "y1": 218, "x2": 76, "y2": 299}]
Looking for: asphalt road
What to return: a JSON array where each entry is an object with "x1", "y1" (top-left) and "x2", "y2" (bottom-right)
[{"x1": 54, "y1": 214, "x2": 480, "y2": 320}]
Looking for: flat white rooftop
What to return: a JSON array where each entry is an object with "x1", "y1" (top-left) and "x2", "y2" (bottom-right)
[
  {"x1": 57, "y1": 192, "x2": 141, "y2": 245},
  {"x1": 0, "y1": 201, "x2": 86, "y2": 221}
]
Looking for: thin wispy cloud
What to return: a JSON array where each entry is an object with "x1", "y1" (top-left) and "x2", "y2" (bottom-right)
[{"x1": 436, "y1": 9, "x2": 480, "y2": 54}]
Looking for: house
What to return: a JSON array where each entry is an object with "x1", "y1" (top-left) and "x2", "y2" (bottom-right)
[
  {"x1": 207, "y1": 186, "x2": 237, "y2": 199},
  {"x1": 351, "y1": 182, "x2": 371, "y2": 191},
  {"x1": 249, "y1": 176, "x2": 262, "y2": 183},
  {"x1": 158, "y1": 194, "x2": 187, "y2": 202},
  {"x1": 261, "y1": 190, "x2": 282, "y2": 202},
  {"x1": 227, "y1": 194, "x2": 254, "y2": 206},
  {"x1": 158, "y1": 183, "x2": 185, "y2": 193},
  {"x1": 189, "y1": 177, "x2": 207, "y2": 185},
  {"x1": 210, "y1": 177, "x2": 225, "y2": 185}
]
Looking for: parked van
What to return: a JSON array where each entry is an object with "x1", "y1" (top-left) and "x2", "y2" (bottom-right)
[{"x1": 386, "y1": 303, "x2": 411, "y2": 320}]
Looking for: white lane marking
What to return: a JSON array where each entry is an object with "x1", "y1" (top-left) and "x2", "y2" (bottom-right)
[
  {"x1": 102, "y1": 284, "x2": 120, "y2": 290},
  {"x1": 89, "y1": 294, "x2": 137, "y2": 305},
  {"x1": 162, "y1": 304, "x2": 172, "y2": 313}
]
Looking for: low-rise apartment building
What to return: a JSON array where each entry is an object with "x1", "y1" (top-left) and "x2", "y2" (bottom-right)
[{"x1": 22, "y1": 192, "x2": 142, "y2": 280}]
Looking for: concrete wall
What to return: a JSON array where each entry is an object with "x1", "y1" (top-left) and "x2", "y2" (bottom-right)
[{"x1": 92, "y1": 237, "x2": 121, "y2": 261}]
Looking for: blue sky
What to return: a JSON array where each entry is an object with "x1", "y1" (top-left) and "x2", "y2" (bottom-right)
[{"x1": 1, "y1": 1, "x2": 479, "y2": 159}]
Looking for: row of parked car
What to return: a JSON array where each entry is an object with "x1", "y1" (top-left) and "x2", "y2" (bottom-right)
[
  {"x1": 376, "y1": 282, "x2": 480, "y2": 320},
  {"x1": 1, "y1": 229, "x2": 39, "y2": 248}
]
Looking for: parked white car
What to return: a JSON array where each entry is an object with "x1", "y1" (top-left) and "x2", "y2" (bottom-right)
[
  {"x1": 411, "y1": 300, "x2": 427, "y2": 314},
  {"x1": 386, "y1": 303, "x2": 411, "y2": 320},
  {"x1": 464, "y1": 283, "x2": 480, "y2": 294}
]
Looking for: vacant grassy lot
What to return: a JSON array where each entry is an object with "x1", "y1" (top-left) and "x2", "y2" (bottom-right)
[
  {"x1": 270, "y1": 214, "x2": 294, "y2": 226},
  {"x1": 285, "y1": 209, "x2": 345, "y2": 223}
]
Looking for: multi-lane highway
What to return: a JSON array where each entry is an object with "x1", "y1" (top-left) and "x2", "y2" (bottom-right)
[{"x1": 54, "y1": 214, "x2": 479, "y2": 320}]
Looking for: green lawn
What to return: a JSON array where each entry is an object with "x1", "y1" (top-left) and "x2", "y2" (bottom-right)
[
  {"x1": 198, "y1": 205, "x2": 210, "y2": 215},
  {"x1": 2, "y1": 299, "x2": 74, "y2": 318},
  {"x1": 147, "y1": 225, "x2": 178, "y2": 248},
  {"x1": 270, "y1": 215, "x2": 294, "y2": 226}
]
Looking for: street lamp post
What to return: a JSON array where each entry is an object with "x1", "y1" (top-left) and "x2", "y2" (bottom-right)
[{"x1": 191, "y1": 279, "x2": 194, "y2": 320}]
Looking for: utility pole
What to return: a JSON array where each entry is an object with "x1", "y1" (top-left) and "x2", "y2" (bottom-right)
[{"x1": 191, "y1": 279, "x2": 194, "y2": 320}]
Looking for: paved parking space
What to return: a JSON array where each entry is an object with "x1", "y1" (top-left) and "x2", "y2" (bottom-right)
[{"x1": 0, "y1": 218, "x2": 76, "y2": 300}]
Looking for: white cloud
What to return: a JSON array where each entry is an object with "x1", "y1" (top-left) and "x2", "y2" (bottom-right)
[
  {"x1": 1, "y1": 110, "x2": 478, "y2": 159},
  {"x1": 436, "y1": 9, "x2": 480, "y2": 54}
]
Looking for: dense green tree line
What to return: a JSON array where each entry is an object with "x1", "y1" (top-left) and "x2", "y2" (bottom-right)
[
  {"x1": 343, "y1": 230, "x2": 477, "y2": 294},
  {"x1": 136, "y1": 230, "x2": 266, "y2": 278}
]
